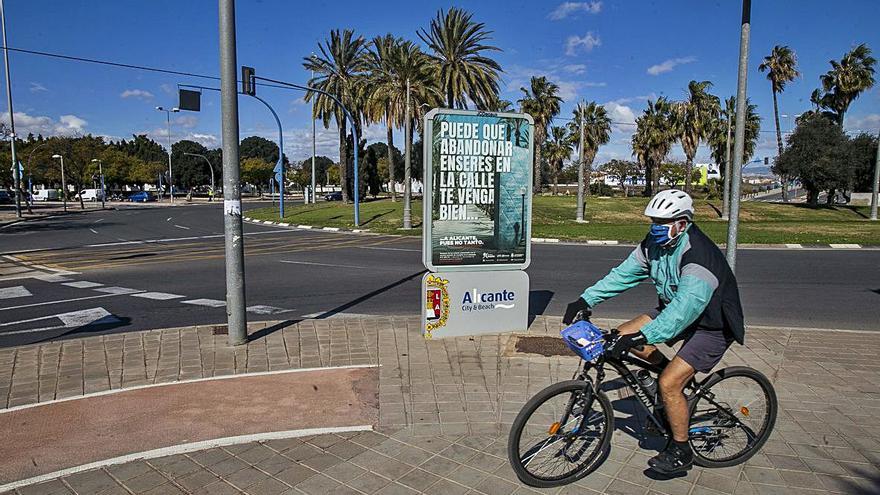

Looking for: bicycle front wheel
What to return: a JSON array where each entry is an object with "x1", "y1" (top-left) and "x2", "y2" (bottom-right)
[
  {"x1": 507, "y1": 380, "x2": 614, "y2": 488},
  {"x1": 689, "y1": 366, "x2": 777, "y2": 468}
]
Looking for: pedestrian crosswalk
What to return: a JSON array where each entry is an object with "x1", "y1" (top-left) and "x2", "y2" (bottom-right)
[{"x1": 0, "y1": 286, "x2": 31, "y2": 300}]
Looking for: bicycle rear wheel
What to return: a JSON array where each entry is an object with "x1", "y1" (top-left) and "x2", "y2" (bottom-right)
[
  {"x1": 689, "y1": 366, "x2": 777, "y2": 468},
  {"x1": 507, "y1": 380, "x2": 613, "y2": 487}
]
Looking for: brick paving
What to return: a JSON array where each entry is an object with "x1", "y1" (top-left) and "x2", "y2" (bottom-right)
[{"x1": 1, "y1": 316, "x2": 879, "y2": 494}]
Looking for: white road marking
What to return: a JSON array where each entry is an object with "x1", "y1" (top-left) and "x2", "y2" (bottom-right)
[
  {"x1": 80, "y1": 229, "x2": 302, "y2": 248},
  {"x1": 784, "y1": 243, "x2": 803, "y2": 249},
  {"x1": 829, "y1": 243, "x2": 861, "y2": 249},
  {"x1": 89, "y1": 228, "x2": 98, "y2": 234},
  {"x1": 181, "y1": 298, "x2": 226, "y2": 308},
  {"x1": 174, "y1": 224, "x2": 190, "y2": 230},
  {"x1": 246, "y1": 305, "x2": 293, "y2": 315},
  {"x1": 93, "y1": 286, "x2": 143, "y2": 295},
  {"x1": 92, "y1": 218, "x2": 104, "y2": 224},
  {"x1": 34, "y1": 274, "x2": 73, "y2": 283},
  {"x1": 0, "y1": 307, "x2": 114, "y2": 334},
  {"x1": 301, "y1": 312, "x2": 376, "y2": 319},
  {"x1": 0, "y1": 286, "x2": 31, "y2": 299},
  {"x1": 166, "y1": 217, "x2": 172, "y2": 222},
  {"x1": 322, "y1": 227, "x2": 340, "y2": 231},
  {"x1": 130, "y1": 291, "x2": 185, "y2": 300},
  {"x1": 279, "y1": 259, "x2": 368, "y2": 270},
  {"x1": 0, "y1": 293, "x2": 123, "y2": 312},
  {"x1": 0, "y1": 425, "x2": 375, "y2": 493},
  {"x1": 62, "y1": 281, "x2": 104, "y2": 289},
  {"x1": 356, "y1": 246, "x2": 419, "y2": 252}
]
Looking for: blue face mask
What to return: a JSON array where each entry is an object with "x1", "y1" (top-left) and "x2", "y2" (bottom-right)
[{"x1": 649, "y1": 223, "x2": 674, "y2": 246}]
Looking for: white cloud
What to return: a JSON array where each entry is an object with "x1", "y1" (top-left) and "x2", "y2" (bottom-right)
[
  {"x1": 187, "y1": 133, "x2": 219, "y2": 148},
  {"x1": 29, "y1": 82, "x2": 48, "y2": 93},
  {"x1": 565, "y1": 32, "x2": 601, "y2": 56},
  {"x1": 120, "y1": 89, "x2": 155, "y2": 100},
  {"x1": 548, "y1": 1, "x2": 602, "y2": 20},
  {"x1": 603, "y1": 102, "x2": 637, "y2": 134},
  {"x1": 646, "y1": 56, "x2": 697, "y2": 76},
  {"x1": 562, "y1": 64, "x2": 587, "y2": 75},
  {"x1": 160, "y1": 84, "x2": 174, "y2": 95},
  {"x1": 1, "y1": 111, "x2": 88, "y2": 136},
  {"x1": 607, "y1": 93, "x2": 658, "y2": 106},
  {"x1": 845, "y1": 113, "x2": 880, "y2": 133},
  {"x1": 175, "y1": 115, "x2": 198, "y2": 129}
]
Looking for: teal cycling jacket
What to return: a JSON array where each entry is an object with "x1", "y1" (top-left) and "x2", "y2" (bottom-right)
[{"x1": 580, "y1": 224, "x2": 745, "y2": 345}]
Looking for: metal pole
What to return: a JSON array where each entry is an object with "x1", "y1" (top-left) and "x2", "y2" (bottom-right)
[
  {"x1": 249, "y1": 94, "x2": 283, "y2": 218},
  {"x1": 60, "y1": 156, "x2": 66, "y2": 212},
  {"x1": 403, "y1": 78, "x2": 412, "y2": 229},
  {"x1": 99, "y1": 161, "x2": 105, "y2": 209},
  {"x1": 870, "y1": 127, "x2": 879, "y2": 220},
  {"x1": 726, "y1": 0, "x2": 750, "y2": 272},
  {"x1": 183, "y1": 152, "x2": 214, "y2": 198},
  {"x1": 311, "y1": 67, "x2": 316, "y2": 204},
  {"x1": 1, "y1": 0, "x2": 20, "y2": 218},
  {"x1": 576, "y1": 102, "x2": 585, "y2": 222},
  {"x1": 219, "y1": 0, "x2": 247, "y2": 345},
  {"x1": 722, "y1": 112, "x2": 732, "y2": 220}
]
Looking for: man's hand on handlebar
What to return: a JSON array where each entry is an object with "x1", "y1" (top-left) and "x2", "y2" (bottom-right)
[
  {"x1": 563, "y1": 298, "x2": 591, "y2": 325},
  {"x1": 604, "y1": 331, "x2": 647, "y2": 359}
]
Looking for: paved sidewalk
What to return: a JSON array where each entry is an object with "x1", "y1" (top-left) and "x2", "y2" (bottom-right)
[{"x1": 1, "y1": 316, "x2": 878, "y2": 494}]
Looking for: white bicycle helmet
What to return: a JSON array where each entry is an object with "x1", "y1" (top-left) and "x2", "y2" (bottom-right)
[{"x1": 644, "y1": 189, "x2": 694, "y2": 220}]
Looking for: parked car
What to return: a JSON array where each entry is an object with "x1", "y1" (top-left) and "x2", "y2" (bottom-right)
[
  {"x1": 33, "y1": 189, "x2": 60, "y2": 202},
  {"x1": 0, "y1": 190, "x2": 12, "y2": 204},
  {"x1": 77, "y1": 189, "x2": 105, "y2": 202},
  {"x1": 128, "y1": 191, "x2": 156, "y2": 202},
  {"x1": 324, "y1": 191, "x2": 343, "y2": 201}
]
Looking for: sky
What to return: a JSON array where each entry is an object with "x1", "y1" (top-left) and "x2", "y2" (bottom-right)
[{"x1": 3, "y1": 0, "x2": 880, "y2": 169}]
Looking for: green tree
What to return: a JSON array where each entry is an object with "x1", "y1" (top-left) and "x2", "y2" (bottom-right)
[
  {"x1": 171, "y1": 140, "x2": 214, "y2": 189},
  {"x1": 848, "y1": 132, "x2": 879, "y2": 192},
  {"x1": 240, "y1": 136, "x2": 285, "y2": 166},
  {"x1": 361, "y1": 146, "x2": 383, "y2": 197},
  {"x1": 816, "y1": 43, "x2": 877, "y2": 126},
  {"x1": 774, "y1": 116, "x2": 850, "y2": 207},
  {"x1": 708, "y1": 96, "x2": 761, "y2": 186},
  {"x1": 674, "y1": 80, "x2": 720, "y2": 193},
  {"x1": 759, "y1": 45, "x2": 800, "y2": 202},
  {"x1": 418, "y1": 7, "x2": 502, "y2": 109},
  {"x1": 303, "y1": 29, "x2": 369, "y2": 203},
  {"x1": 241, "y1": 157, "x2": 274, "y2": 193},
  {"x1": 602, "y1": 159, "x2": 638, "y2": 197},
  {"x1": 632, "y1": 97, "x2": 676, "y2": 195},
  {"x1": 518, "y1": 76, "x2": 562, "y2": 193},
  {"x1": 484, "y1": 96, "x2": 514, "y2": 112},
  {"x1": 543, "y1": 126, "x2": 571, "y2": 194},
  {"x1": 114, "y1": 134, "x2": 166, "y2": 164},
  {"x1": 568, "y1": 101, "x2": 611, "y2": 199}
]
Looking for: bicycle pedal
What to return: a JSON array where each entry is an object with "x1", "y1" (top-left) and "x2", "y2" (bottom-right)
[{"x1": 644, "y1": 419, "x2": 664, "y2": 436}]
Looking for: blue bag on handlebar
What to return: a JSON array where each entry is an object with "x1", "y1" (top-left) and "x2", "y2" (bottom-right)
[{"x1": 561, "y1": 320, "x2": 605, "y2": 361}]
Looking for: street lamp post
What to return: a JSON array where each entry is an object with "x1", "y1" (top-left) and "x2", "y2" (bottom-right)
[
  {"x1": 51, "y1": 154, "x2": 66, "y2": 212},
  {"x1": 90, "y1": 159, "x2": 105, "y2": 209},
  {"x1": 870, "y1": 126, "x2": 879, "y2": 221},
  {"x1": 156, "y1": 106, "x2": 179, "y2": 203},
  {"x1": 183, "y1": 152, "x2": 215, "y2": 200}
]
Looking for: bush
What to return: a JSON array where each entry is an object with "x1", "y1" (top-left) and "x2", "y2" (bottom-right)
[{"x1": 590, "y1": 183, "x2": 615, "y2": 196}]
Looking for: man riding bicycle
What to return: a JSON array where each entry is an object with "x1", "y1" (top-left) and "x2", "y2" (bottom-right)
[{"x1": 562, "y1": 189, "x2": 744, "y2": 475}]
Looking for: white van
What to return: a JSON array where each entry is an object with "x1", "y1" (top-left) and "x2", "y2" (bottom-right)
[
  {"x1": 77, "y1": 189, "x2": 104, "y2": 202},
  {"x1": 33, "y1": 189, "x2": 60, "y2": 201}
]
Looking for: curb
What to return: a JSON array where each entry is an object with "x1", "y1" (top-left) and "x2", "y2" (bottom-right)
[{"x1": 240, "y1": 217, "x2": 877, "y2": 250}]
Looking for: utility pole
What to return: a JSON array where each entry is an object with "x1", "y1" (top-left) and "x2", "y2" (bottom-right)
[
  {"x1": 576, "y1": 102, "x2": 586, "y2": 222},
  {"x1": 722, "y1": 111, "x2": 732, "y2": 220},
  {"x1": 726, "y1": 0, "x2": 751, "y2": 272},
  {"x1": 219, "y1": 0, "x2": 247, "y2": 345},
  {"x1": 156, "y1": 106, "x2": 179, "y2": 202},
  {"x1": 91, "y1": 159, "x2": 105, "y2": 209},
  {"x1": 870, "y1": 126, "x2": 879, "y2": 220},
  {"x1": 1, "y1": 0, "x2": 21, "y2": 218},
  {"x1": 403, "y1": 77, "x2": 412, "y2": 229}
]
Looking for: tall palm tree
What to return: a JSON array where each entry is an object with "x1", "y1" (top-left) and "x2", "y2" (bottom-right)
[
  {"x1": 518, "y1": 76, "x2": 563, "y2": 193},
  {"x1": 484, "y1": 96, "x2": 514, "y2": 112},
  {"x1": 544, "y1": 126, "x2": 572, "y2": 195},
  {"x1": 567, "y1": 101, "x2": 611, "y2": 198},
  {"x1": 365, "y1": 34, "x2": 401, "y2": 201},
  {"x1": 674, "y1": 80, "x2": 720, "y2": 193},
  {"x1": 418, "y1": 7, "x2": 502, "y2": 109},
  {"x1": 633, "y1": 97, "x2": 676, "y2": 196},
  {"x1": 303, "y1": 29, "x2": 369, "y2": 203},
  {"x1": 759, "y1": 45, "x2": 799, "y2": 202},
  {"x1": 819, "y1": 43, "x2": 876, "y2": 126},
  {"x1": 709, "y1": 96, "x2": 762, "y2": 211}
]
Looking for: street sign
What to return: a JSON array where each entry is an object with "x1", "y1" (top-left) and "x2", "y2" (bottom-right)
[
  {"x1": 422, "y1": 109, "x2": 534, "y2": 272},
  {"x1": 421, "y1": 270, "x2": 529, "y2": 339},
  {"x1": 178, "y1": 89, "x2": 201, "y2": 111}
]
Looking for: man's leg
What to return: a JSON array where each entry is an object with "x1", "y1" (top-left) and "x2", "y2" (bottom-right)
[
  {"x1": 617, "y1": 315, "x2": 668, "y2": 366},
  {"x1": 648, "y1": 356, "x2": 696, "y2": 473}
]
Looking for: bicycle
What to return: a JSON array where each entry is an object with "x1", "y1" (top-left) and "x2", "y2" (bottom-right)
[{"x1": 507, "y1": 317, "x2": 777, "y2": 488}]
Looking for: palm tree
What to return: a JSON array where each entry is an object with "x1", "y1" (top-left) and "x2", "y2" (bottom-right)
[
  {"x1": 709, "y1": 96, "x2": 761, "y2": 213},
  {"x1": 633, "y1": 97, "x2": 676, "y2": 196},
  {"x1": 544, "y1": 126, "x2": 572, "y2": 195},
  {"x1": 567, "y1": 101, "x2": 611, "y2": 199},
  {"x1": 418, "y1": 7, "x2": 502, "y2": 109},
  {"x1": 365, "y1": 34, "x2": 401, "y2": 201},
  {"x1": 303, "y1": 29, "x2": 369, "y2": 203},
  {"x1": 819, "y1": 43, "x2": 876, "y2": 126},
  {"x1": 674, "y1": 80, "x2": 720, "y2": 193},
  {"x1": 759, "y1": 45, "x2": 799, "y2": 202},
  {"x1": 484, "y1": 96, "x2": 514, "y2": 112},
  {"x1": 518, "y1": 76, "x2": 562, "y2": 193}
]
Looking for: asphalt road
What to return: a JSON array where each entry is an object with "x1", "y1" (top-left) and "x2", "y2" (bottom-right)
[{"x1": 1, "y1": 202, "x2": 878, "y2": 347}]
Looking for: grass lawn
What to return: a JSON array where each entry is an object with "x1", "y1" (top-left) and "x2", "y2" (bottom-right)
[{"x1": 248, "y1": 195, "x2": 880, "y2": 245}]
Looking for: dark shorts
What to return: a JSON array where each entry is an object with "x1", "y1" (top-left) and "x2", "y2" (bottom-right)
[{"x1": 645, "y1": 308, "x2": 733, "y2": 373}]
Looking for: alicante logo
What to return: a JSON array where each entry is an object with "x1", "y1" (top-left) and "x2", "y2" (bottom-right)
[{"x1": 424, "y1": 275, "x2": 450, "y2": 339}]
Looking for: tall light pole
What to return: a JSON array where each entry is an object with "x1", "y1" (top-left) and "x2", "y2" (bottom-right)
[
  {"x1": 576, "y1": 102, "x2": 586, "y2": 222},
  {"x1": 156, "y1": 106, "x2": 179, "y2": 203},
  {"x1": 870, "y1": 126, "x2": 879, "y2": 221},
  {"x1": 51, "y1": 154, "x2": 66, "y2": 212},
  {"x1": 183, "y1": 152, "x2": 215, "y2": 199},
  {"x1": 1, "y1": 0, "x2": 21, "y2": 218},
  {"x1": 725, "y1": 0, "x2": 751, "y2": 273},
  {"x1": 722, "y1": 110, "x2": 733, "y2": 219},
  {"x1": 403, "y1": 77, "x2": 412, "y2": 229},
  {"x1": 90, "y1": 159, "x2": 105, "y2": 209},
  {"x1": 310, "y1": 61, "x2": 317, "y2": 204}
]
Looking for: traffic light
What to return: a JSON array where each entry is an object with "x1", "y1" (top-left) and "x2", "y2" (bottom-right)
[
  {"x1": 764, "y1": 156, "x2": 769, "y2": 165},
  {"x1": 241, "y1": 66, "x2": 256, "y2": 96}
]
